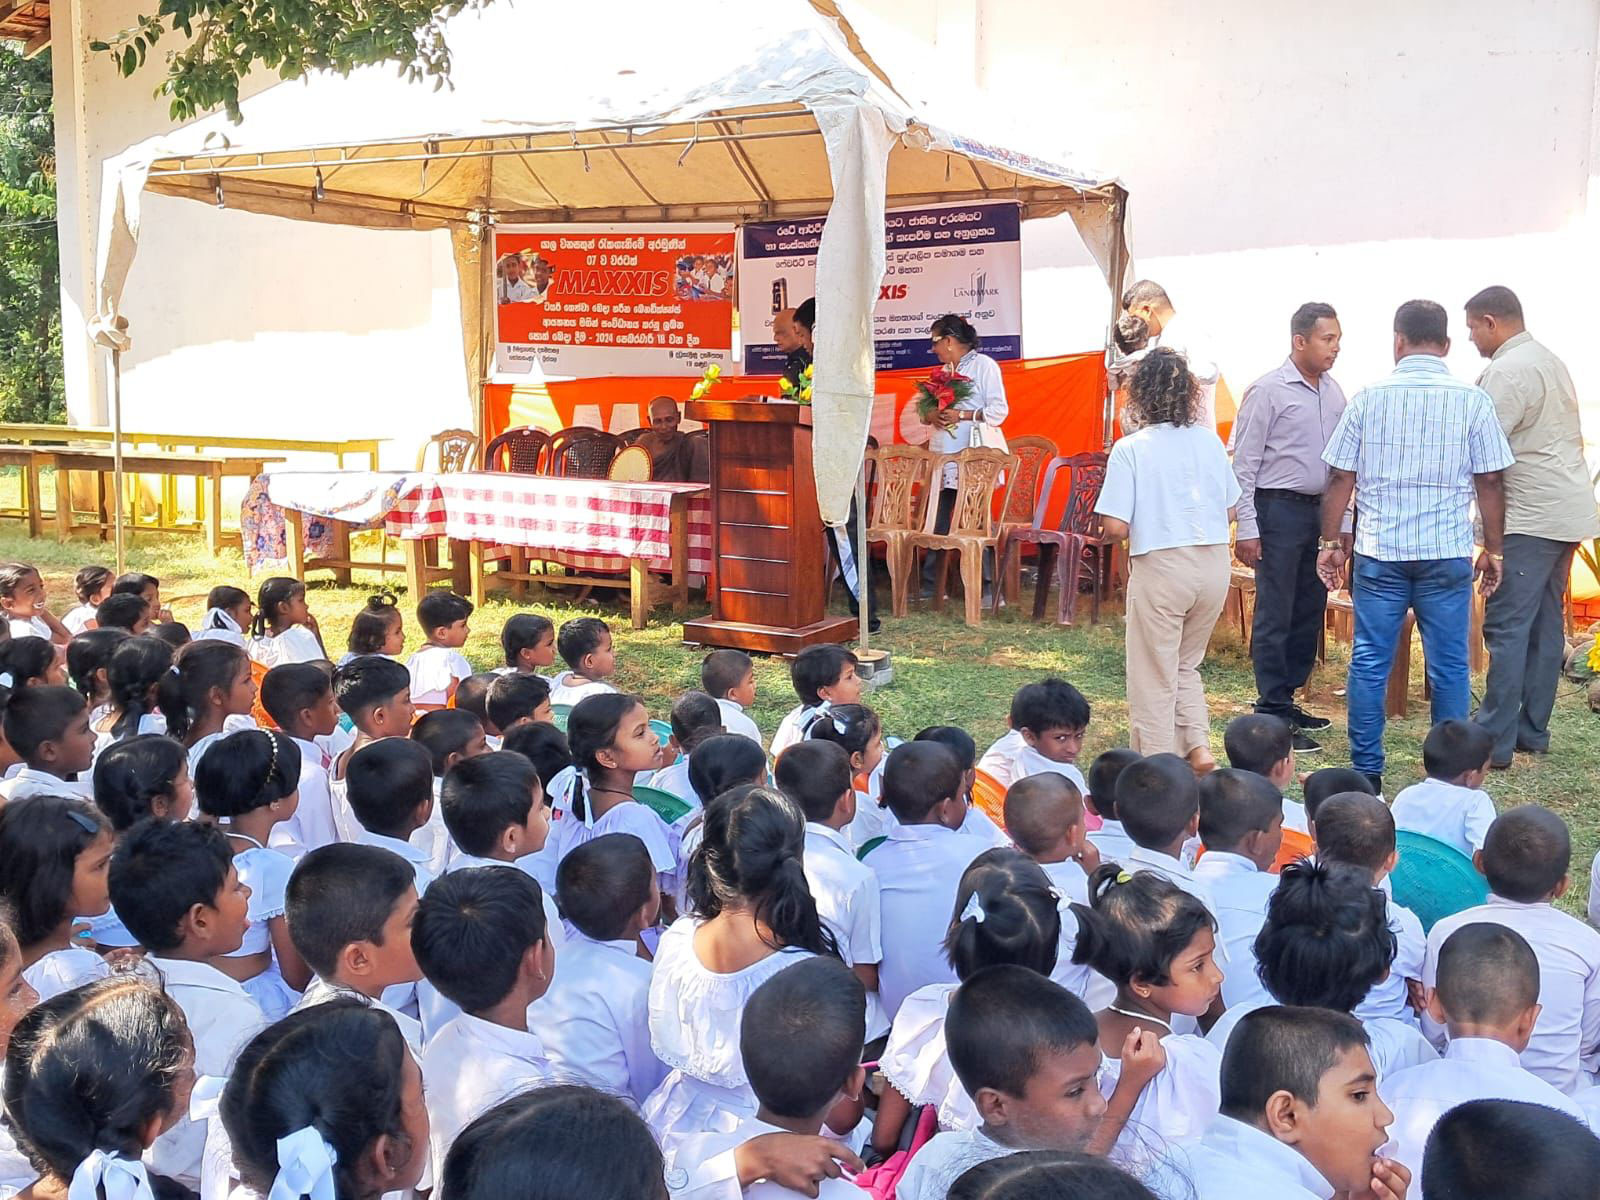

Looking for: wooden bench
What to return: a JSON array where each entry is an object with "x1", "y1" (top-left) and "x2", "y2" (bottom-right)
[{"x1": 51, "y1": 450, "x2": 283, "y2": 554}]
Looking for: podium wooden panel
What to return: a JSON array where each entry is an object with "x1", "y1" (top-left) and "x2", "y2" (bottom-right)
[{"x1": 682, "y1": 399, "x2": 856, "y2": 654}]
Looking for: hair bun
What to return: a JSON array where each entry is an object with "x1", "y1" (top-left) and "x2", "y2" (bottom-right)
[{"x1": 366, "y1": 591, "x2": 398, "y2": 611}]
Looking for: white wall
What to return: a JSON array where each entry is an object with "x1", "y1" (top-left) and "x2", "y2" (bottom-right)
[{"x1": 51, "y1": 0, "x2": 472, "y2": 464}]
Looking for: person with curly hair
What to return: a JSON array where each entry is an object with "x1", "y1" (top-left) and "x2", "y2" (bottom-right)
[{"x1": 1094, "y1": 347, "x2": 1239, "y2": 770}]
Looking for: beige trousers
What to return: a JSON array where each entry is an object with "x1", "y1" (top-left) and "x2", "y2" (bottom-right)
[{"x1": 1124, "y1": 542, "x2": 1231, "y2": 756}]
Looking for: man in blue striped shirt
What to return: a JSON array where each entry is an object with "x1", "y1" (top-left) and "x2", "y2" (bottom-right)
[{"x1": 1315, "y1": 300, "x2": 1515, "y2": 792}]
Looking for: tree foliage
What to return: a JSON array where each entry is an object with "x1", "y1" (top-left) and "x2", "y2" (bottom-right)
[
  {"x1": 91, "y1": 1, "x2": 496, "y2": 124},
  {"x1": 0, "y1": 44, "x2": 61, "y2": 424}
]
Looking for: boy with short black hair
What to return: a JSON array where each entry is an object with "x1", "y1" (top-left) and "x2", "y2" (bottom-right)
[
  {"x1": 550, "y1": 616, "x2": 617, "y2": 706},
  {"x1": 701, "y1": 647, "x2": 763, "y2": 747},
  {"x1": 769, "y1": 644, "x2": 862, "y2": 758},
  {"x1": 329, "y1": 655, "x2": 417, "y2": 842},
  {"x1": 977, "y1": 678, "x2": 1091, "y2": 791},
  {"x1": 0, "y1": 685, "x2": 94, "y2": 801},
  {"x1": 440, "y1": 750, "x2": 550, "y2": 867},
  {"x1": 112, "y1": 571, "x2": 163, "y2": 625},
  {"x1": 916, "y1": 725, "x2": 1006, "y2": 848},
  {"x1": 1223, "y1": 713, "x2": 1309, "y2": 832},
  {"x1": 867, "y1": 741, "x2": 978, "y2": 1018},
  {"x1": 672, "y1": 957, "x2": 868, "y2": 1200},
  {"x1": 109, "y1": 818, "x2": 262, "y2": 1184},
  {"x1": 486, "y1": 672, "x2": 553, "y2": 734},
  {"x1": 1084, "y1": 748, "x2": 1140, "y2": 863},
  {"x1": 1114, "y1": 752, "x2": 1215, "y2": 914},
  {"x1": 346, "y1": 736, "x2": 438, "y2": 893},
  {"x1": 1390, "y1": 719, "x2": 1496, "y2": 856},
  {"x1": 411, "y1": 707, "x2": 491, "y2": 876},
  {"x1": 1423, "y1": 805, "x2": 1600, "y2": 1095},
  {"x1": 1382, "y1": 923, "x2": 1584, "y2": 1186},
  {"x1": 414, "y1": 866, "x2": 557, "y2": 1167},
  {"x1": 454, "y1": 672, "x2": 498, "y2": 742},
  {"x1": 1302, "y1": 767, "x2": 1375, "y2": 836},
  {"x1": 408, "y1": 590, "x2": 474, "y2": 710},
  {"x1": 537, "y1": 833, "x2": 666, "y2": 1106},
  {"x1": 1423, "y1": 1100, "x2": 1600, "y2": 1200},
  {"x1": 286, "y1": 841, "x2": 425, "y2": 1047},
  {"x1": 1185, "y1": 1006, "x2": 1408, "y2": 1200},
  {"x1": 94, "y1": 592, "x2": 150, "y2": 635},
  {"x1": 776, "y1": 739, "x2": 885, "y2": 1037},
  {"x1": 260, "y1": 661, "x2": 341, "y2": 856},
  {"x1": 1194, "y1": 769, "x2": 1285, "y2": 1009},
  {"x1": 502, "y1": 721, "x2": 574, "y2": 792},
  {"x1": 1004, "y1": 773, "x2": 1094, "y2": 904}
]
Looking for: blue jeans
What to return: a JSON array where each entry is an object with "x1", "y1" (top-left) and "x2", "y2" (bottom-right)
[{"x1": 1347, "y1": 554, "x2": 1472, "y2": 776}]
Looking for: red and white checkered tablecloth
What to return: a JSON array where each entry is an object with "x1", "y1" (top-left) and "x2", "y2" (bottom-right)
[{"x1": 381, "y1": 472, "x2": 712, "y2": 575}]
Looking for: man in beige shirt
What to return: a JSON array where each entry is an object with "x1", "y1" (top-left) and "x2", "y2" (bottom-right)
[{"x1": 1466, "y1": 285, "x2": 1600, "y2": 767}]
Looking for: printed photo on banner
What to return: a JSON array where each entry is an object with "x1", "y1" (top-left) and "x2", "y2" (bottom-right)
[
  {"x1": 493, "y1": 223, "x2": 736, "y2": 380},
  {"x1": 737, "y1": 200, "x2": 1023, "y2": 374}
]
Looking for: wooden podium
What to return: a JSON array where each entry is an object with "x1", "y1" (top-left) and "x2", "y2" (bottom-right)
[{"x1": 682, "y1": 399, "x2": 857, "y2": 654}]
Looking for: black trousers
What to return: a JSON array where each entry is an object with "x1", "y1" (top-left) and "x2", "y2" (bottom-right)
[
  {"x1": 1250, "y1": 490, "x2": 1327, "y2": 718},
  {"x1": 826, "y1": 495, "x2": 878, "y2": 620}
]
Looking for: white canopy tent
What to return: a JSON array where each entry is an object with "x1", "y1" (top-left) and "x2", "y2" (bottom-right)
[{"x1": 91, "y1": 0, "x2": 1129, "y2": 534}]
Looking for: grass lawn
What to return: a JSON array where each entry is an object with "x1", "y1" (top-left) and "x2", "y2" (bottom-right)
[{"x1": 5, "y1": 516, "x2": 1597, "y2": 917}]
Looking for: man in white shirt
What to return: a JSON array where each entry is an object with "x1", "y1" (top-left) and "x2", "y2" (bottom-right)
[
  {"x1": 1123, "y1": 279, "x2": 1220, "y2": 432},
  {"x1": 496, "y1": 253, "x2": 536, "y2": 303},
  {"x1": 1194, "y1": 770, "x2": 1284, "y2": 1008},
  {"x1": 1382, "y1": 922, "x2": 1585, "y2": 1189},
  {"x1": 1388, "y1": 719, "x2": 1497, "y2": 857},
  {"x1": 1186, "y1": 1006, "x2": 1408, "y2": 1200},
  {"x1": 1422, "y1": 805, "x2": 1600, "y2": 1094}
]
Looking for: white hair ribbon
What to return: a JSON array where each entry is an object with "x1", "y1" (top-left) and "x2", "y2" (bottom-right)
[
  {"x1": 1049, "y1": 887, "x2": 1073, "y2": 913},
  {"x1": 0, "y1": 672, "x2": 14, "y2": 689},
  {"x1": 205, "y1": 607, "x2": 243, "y2": 634},
  {"x1": 960, "y1": 893, "x2": 987, "y2": 925},
  {"x1": 68, "y1": 1150, "x2": 156, "y2": 1200},
  {"x1": 268, "y1": 1127, "x2": 339, "y2": 1200}
]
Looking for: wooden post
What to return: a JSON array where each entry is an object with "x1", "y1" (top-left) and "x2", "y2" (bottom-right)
[{"x1": 284, "y1": 512, "x2": 308, "y2": 583}]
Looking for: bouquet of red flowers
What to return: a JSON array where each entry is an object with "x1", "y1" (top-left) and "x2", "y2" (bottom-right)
[{"x1": 914, "y1": 364, "x2": 975, "y2": 422}]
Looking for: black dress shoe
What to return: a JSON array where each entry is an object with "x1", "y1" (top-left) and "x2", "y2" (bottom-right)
[{"x1": 1290, "y1": 705, "x2": 1332, "y2": 730}]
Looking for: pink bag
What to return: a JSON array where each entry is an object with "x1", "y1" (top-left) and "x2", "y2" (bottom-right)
[{"x1": 852, "y1": 1106, "x2": 938, "y2": 1199}]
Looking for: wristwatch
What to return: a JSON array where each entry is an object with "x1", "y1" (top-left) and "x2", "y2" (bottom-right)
[{"x1": 1317, "y1": 538, "x2": 1345, "y2": 552}]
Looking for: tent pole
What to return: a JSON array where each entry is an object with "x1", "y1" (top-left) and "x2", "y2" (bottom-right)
[
  {"x1": 1103, "y1": 192, "x2": 1128, "y2": 451},
  {"x1": 109, "y1": 346, "x2": 126, "y2": 576},
  {"x1": 856, "y1": 461, "x2": 868, "y2": 652}
]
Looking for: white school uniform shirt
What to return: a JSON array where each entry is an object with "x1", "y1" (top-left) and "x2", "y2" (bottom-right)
[
  {"x1": 649, "y1": 757, "x2": 698, "y2": 805},
  {"x1": 0, "y1": 766, "x2": 93, "y2": 803},
  {"x1": 1389, "y1": 777, "x2": 1496, "y2": 856},
  {"x1": 1101, "y1": 1032, "x2": 1222, "y2": 1157},
  {"x1": 714, "y1": 698, "x2": 764, "y2": 748},
  {"x1": 1354, "y1": 893, "x2": 1425, "y2": 1025},
  {"x1": 1590, "y1": 847, "x2": 1600, "y2": 928},
  {"x1": 548, "y1": 671, "x2": 618, "y2": 707},
  {"x1": 292, "y1": 976, "x2": 424, "y2": 1052},
  {"x1": 1087, "y1": 818, "x2": 1137, "y2": 865},
  {"x1": 670, "y1": 1114, "x2": 861, "y2": 1200},
  {"x1": 1206, "y1": 996, "x2": 1436, "y2": 1079},
  {"x1": 803, "y1": 822, "x2": 885, "y2": 1014},
  {"x1": 896, "y1": 1127, "x2": 1014, "y2": 1200},
  {"x1": 769, "y1": 702, "x2": 825, "y2": 760},
  {"x1": 641, "y1": 917, "x2": 815, "y2": 1154},
  {"x1": 546, "y1": 769, "x2": 681, "y2": 893},
  {"x1": 536, "y1": 929, "x2": 666, "y2": 1107},
  {"x1": 22, "y1": 946, "x2": 109, "y2": 1002},
  {"x1": 222, "y1": 840, "x2": 301, "y2": 1020},
  {"x1": 1126, "y1": 846, "x2": 1221, "y2": 923},
  {"x1": 247, "y1": 624, "x2": 322, "y2": 668},
  {"x1": 881, "y1": 982, "x2": 974, "y2": 1130},
  {"x1": 8, "y1": 615, "x2": 51, "y2": 640},
  {"x1": 91, "y1": 713, "x2": 168, "y2": 768},
  {"x1": 410, "y1": 776, "x2": 454, "y2": 877},
  {"x1": 406, "y1": 644, "x2": 473, "y2": 708},
  {"x1": 353, "y1": 830, "x2": 434, "y2": 1018},
  {"x1": 1423, "y1": 895, "x2": 1600, "y2": 1093},
  {"x1": 145, "y1": 956, "x2": 267, "y2": 1186},
  {"x1": 868, "y1": 822, "x2": 986, "y2": 1018},
  {"x1": 422, "y1": 1013, "x2": 555, "y2": 1167},
  {"x1": 976, "y1": 730, "x2": 1089, "y2": 794},
  {"x1": 268, "y1": 737, "x2": 338, "y2": 858},
  {"x1": 62, "y1": 603, "x2": 98, "y2": 635},
  {"x1": 1379, "y1": 1037, "x2": 1585, "y2": 1188},
  {"x1": 1035, "y1": 859, "x2": 1117, "y2": 1009},
  {"x1": 1192, "y1": 851, "x2": 1277, "y2": 1008},
  {"x1": 0, "y1": 1080, "x2": 32, "y2": 1197},
  {"x1": 1184, "y1": 1114, "x2": 1332, "y2": 1200}
]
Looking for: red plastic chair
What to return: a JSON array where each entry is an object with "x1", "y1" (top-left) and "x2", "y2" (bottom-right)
[{"x1": 992, "y1": 452, "x2": 1112, "y2": 625}]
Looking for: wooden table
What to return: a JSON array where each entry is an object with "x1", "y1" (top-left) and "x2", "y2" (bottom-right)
[{"x1": 53, "y1": 450, "x2": 283, "y2": 553}]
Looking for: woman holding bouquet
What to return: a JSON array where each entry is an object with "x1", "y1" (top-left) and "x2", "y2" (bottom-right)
[
  {"x1": 1093, "y1": 348, "x2": 1239, "y2": 771},
  {"x1": 920, "y1": 314, "x2": 1010, "y2": 597}
]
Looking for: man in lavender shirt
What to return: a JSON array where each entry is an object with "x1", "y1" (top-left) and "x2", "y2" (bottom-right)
[{"x1": 1230, "y1": 303, "x2": 1348, "y2": 753}]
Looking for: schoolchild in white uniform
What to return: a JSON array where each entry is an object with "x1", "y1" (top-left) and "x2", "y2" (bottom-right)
[
  {"x1": 1083, "y1": 749, "x2": 1141, "y2": 864},
  {"x1": 805, "y1": 704, "x2": 889, "y2": 850},
  {"x1": 411, "y1": 708, "x2": 491, "y2": 875},
  {"x1": 0, "y1": 563, "x2": 69, "y2": 646},
  {"x1": 246, "y1": 576, "x2": 324, "y2": 669},
  {"x1": 85, "y1": 734, "x2": 194, "y2": 950},
  {"x1": 647, "y1": 691, "x2": 725, "y2": 805},
  {"x1": 642, "y1": 785, "x2": 826, "y2": 1156},
  {"x1": 1422, "y1": 805, "x2": 1600, "y2": 1095},
  {"x1": 1382, "y1": 922, "x2": 1585, "y2": 1189},
  {"x1": 0, "y1": 686, "x2": 96, "y2": 804},
  {"x1": 1193, "y1": 769, "x2": 1285, "y2": 1009},
  {"x1": 108, "y1": 819, "x2": 265, "y2": 1186},
  {"x1": 1421, "y1": 1099, "x2": 1600, "y2": 1200},
  {"x1": 1389, "y1": 719, "x2": 1497, "y2": 857},
  {"x1": 671, "y1": 957, "x2": 868, "y2": 1200},
  {"x1": 164, "y1": 640, "x2": 258, "y2": 778},
  {"x1": 327, "y1": 654, "x2": 417, "y2": 844},
  {"x1": 976, "y1": 678, "x2": 1091, "y2": 794},
  {"x1": 668, "y1": 736, "x2": 771, "y2": 909},
  {"x1": 864, "y1": 742, "x2": 986, "y2": 1019},
  {"x1": 1203, "y1": 859, "x2": 1436, "y2": 1080},
  {"x1": 536, "y1": 833, "x2": 667, "y2": 1107},
  {"x1": 0, "y1": 795, "x2": 114, "y2": 1003},
  {"x1": 1114, "y1": 754, "x2": 1219, "y2": 917},
  {"x1": 345, "y1": 590, "x2": 407, "y2": 664},
  {"x1": 499, "y1": 611, "x2": 558, "y2": 679},
  {"x1": 896, "y1": 966, "x2": 1160, "y2": 1200},
  {"x1": 774, "y1": 741, "x2": 887, "y2": 1040},
  {"x1": 89, "y1": 635, "x2": 170, "y2": 768},
  {"x1": 196, "y1": 729, "x2": 313, "y2": 1019},
  {"x1": 414, "y1": 866, "x2": 557, "y2": 1168},
  {"x1": 485, "y1": 671, "x2": 554, "y2": 739},
  {"x1": 915, "y1": 726, "x2": 1010, "y2": 851},
  {"x1": 258, "y1": 663, "x2": 342, "y2": 858},
  {"x1": 66, "y1": 627, "x2": 125, "y2": 739},
  {"x1": 190, "y1": 584, "x2": 252, "y2": 647},
  {"x1": 407, "y1": 590, "x2": 475, "y2": 710},
  {"x1": 1221, "y1": 715, "x2": 1310, "y2": 833},
  {"x1": 61, "y1": 564, "x2": 114, "y2": 635},
  {"x1": 548, "y1": 617, "x2": 621, "y2": 707},
  {"x1": 701, "y1": 648, "x2": 765, "y2": 748},
  {"x1": 768, "y1": 644, "x2": 862, "y2": 759},
  {"x1": 1185, "y1": 1006, "x2": 1408, "y2": 1200}
]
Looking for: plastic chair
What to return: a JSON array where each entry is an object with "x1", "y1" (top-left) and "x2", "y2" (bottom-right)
[
  {"x1": 971, "y1": 767, "x2": 1008, "y2": 831},
  {"x1": 607, "y1": 444, "x2": 654, "y2": 481},
  {"x1": 550, "y1": 703, "x2": 573, "y2": 732},
  {"x1": 648, "y1": 718, "x2": 675, "y2": 747},
  {"x1": 547, "y1": 427, "x2": 623, "y2": 478},
  {"x1": 1389, "y1": 830, "x2": 1489, "y2": 932},
  {"x1": 634, "y1": 784, "x2": 692, "y2": 826},
  {"x1": 994, "y1": 453, "x2": 1112, "y2": 625},
  {"x1": 1270, "y1": 827, "x2": 1314, "y2": 874},
  {"x1": 484, "y1": 426, "x2": 551, "y2": 474},
  {"x1": 897, "y1": 448, "x2": 1018, "y2": 627},
  {"x1": 864, "y1": 445, "x2": 935, "y2": 617},
  {"x1": 994, "y1": 434, "x2": 1057, "y2": 604},
  {"x1": 416, "y1": 428, "x2": 480, "y2": 473}
]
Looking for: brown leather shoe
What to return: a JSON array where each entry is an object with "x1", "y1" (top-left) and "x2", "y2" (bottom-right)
[{"x1": 1186, "y1": 747, "x2": 1218, "y2": 776}]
